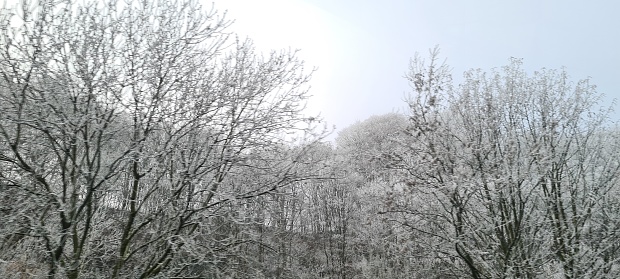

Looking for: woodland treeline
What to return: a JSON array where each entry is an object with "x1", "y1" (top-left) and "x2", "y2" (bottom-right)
[{"x1": 1, "y1": 0, "x2": 619, "y2": 278}]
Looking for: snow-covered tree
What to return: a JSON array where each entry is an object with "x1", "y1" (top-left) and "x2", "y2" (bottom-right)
[
  {"x1": 0, "y1": 0, "x2": 320, "y2": 277},
  {"x1": 392, "y1": 47, "x2": 620, "y2": 279}
]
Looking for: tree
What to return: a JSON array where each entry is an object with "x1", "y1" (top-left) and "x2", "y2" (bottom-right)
[
  {"x1": 336, "y1": 113, "x2": 407, "y2": 182},
  {"x1": 0, "y1": 0, "x2": 320, "y2": 277},
  {"x1": 334, "y1": 113, "x2": 423, "y2": 278},
  {"x1": 390, "y1": 47, "x2": 620, "y2": 278}
]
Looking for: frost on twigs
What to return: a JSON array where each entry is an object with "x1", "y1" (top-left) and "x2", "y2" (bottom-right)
[
  {"x1": 0, "y1": 0, "x2": 322, "y2": 278},
  {"x1": 391, "y1": 47, "x2": 620, "y2": 279}
]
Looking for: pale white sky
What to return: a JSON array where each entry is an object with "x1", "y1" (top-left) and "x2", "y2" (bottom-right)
[{"x1": 212, "y1": 0, "x2": 620, "y2": 137}]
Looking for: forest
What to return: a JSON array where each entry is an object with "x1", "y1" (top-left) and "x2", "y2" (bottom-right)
[{"x1": 1, "y1": 0, "x2": 619, "y2": 278}]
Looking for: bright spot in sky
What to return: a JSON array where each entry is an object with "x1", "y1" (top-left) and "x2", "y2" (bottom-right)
[{"x1": 211, "y1": 0, "x2": 346, "y2": 125}]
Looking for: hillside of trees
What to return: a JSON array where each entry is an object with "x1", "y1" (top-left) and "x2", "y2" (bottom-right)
[{"x1": 1, "y1": 0, "x2": 619, "y2": 278}]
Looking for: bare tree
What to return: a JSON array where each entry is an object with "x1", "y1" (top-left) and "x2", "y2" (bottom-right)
[
  {"x1": 0, "y1": 0, "x2": 321, "y2": 277},
  {"x1": 391, "y1": 48, "x2": 620, "y2": 278}
]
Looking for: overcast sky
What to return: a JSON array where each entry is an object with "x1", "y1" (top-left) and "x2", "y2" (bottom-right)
[{"x1": 213, "y1": 0, "x2": 619, "y2": 137}]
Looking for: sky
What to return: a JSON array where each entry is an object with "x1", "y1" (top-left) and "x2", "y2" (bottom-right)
[
  {"x1": 5, "y1": 0, "x2": 617, "y2": 137},
  {"x1": 211, "y1": 0, "x2": 620, "y2": 138},
  {"x1": 2, "y1": 0, "x2": 618, "y2": 136}
]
